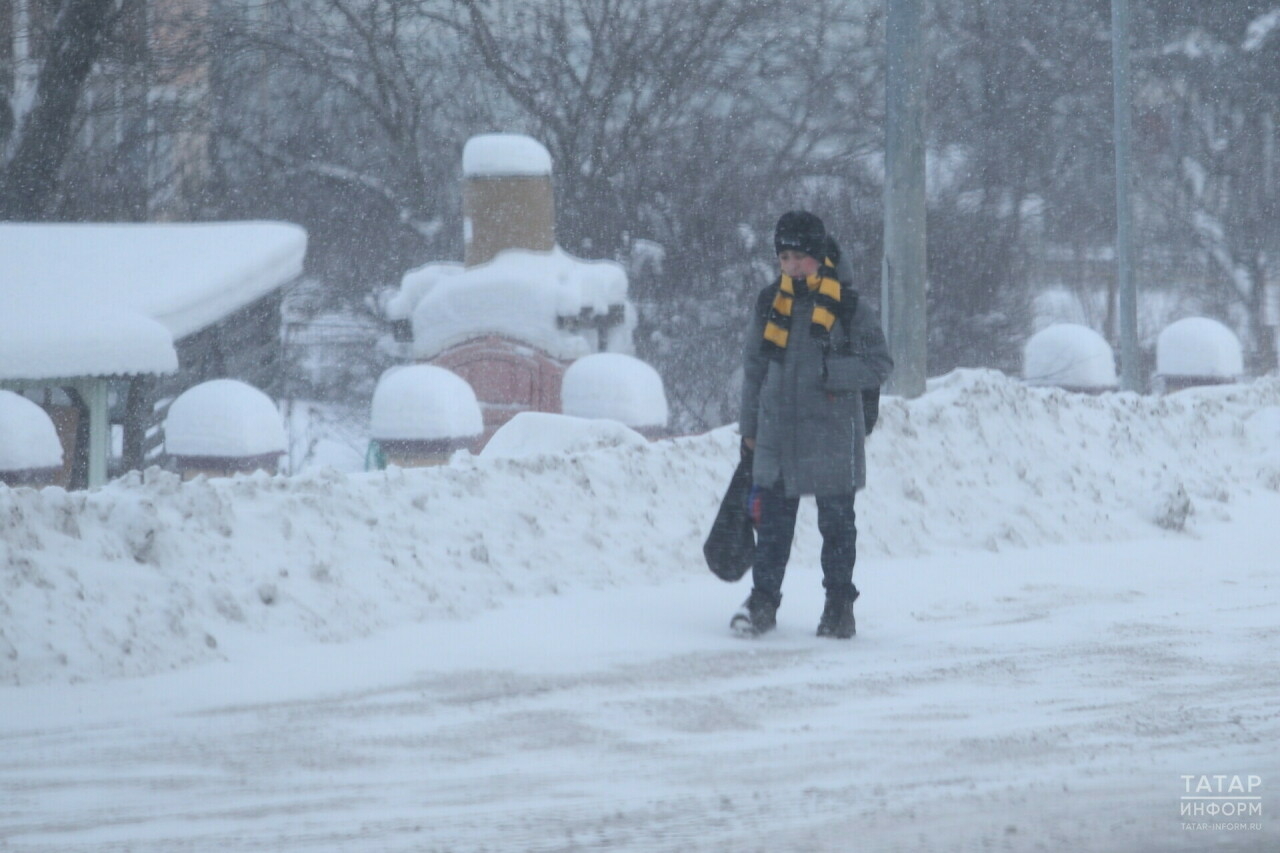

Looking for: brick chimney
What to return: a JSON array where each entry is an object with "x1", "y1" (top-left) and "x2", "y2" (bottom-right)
[{"x1": 462, "y1": 134, "x2": 555, "y2": 267}]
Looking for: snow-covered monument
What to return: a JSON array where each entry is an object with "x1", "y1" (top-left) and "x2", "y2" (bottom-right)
[
  {"x1": 1022, "y1": 323, "x2": 1118, "y2": 393},
  {"x1": 1153, "y1": 317, "x2": 1243, "y2": 393},
  {"x1": 385, "y1": 134, "x2": 655, "y2": 448},
  {"x1": 0, "y1": 222, "x2": 307, "y2": 488}
]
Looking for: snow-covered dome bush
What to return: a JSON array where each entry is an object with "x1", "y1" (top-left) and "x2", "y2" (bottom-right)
[
  {"x1": 1023, "y1": 324, "x2": 1117, "y2": 390},
  {"x1": 480, "y1": 411, "x2": 647, "y2": 459},
  {"x1": 462, "y1": 134, "x2": 552, "y2": 177},
  {"x1": 1156, "y1": 317, "x2": 1243, "y2": 379},
  {"x1": 561, "y1": 353, "x2": 668, "y2": 428},
  {"x1": 165, "y1": 379, "x2": 286, "y2": 458},
  {"x1": 0, "y1": 390, "x2": 63, "y2": 471},
  {"x1": 370, "y1": 365, "x2": 483, "y2": 441}
]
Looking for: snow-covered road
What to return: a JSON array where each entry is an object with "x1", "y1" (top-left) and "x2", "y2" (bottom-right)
[{"x1": 3, "y1": 493, "x2": 1277, "y2": 852}]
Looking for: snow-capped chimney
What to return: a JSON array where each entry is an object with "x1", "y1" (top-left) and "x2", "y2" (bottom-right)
[{"x1": 462, "y1": 134, "x2": 555, "y2": 267}]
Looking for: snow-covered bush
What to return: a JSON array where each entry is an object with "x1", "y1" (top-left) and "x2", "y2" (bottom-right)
[
  {"x1": 0, "y1": 390, "x2": 63, "y2": 484},
  {"x1": 561, "y1": 352, "x2": 668, "y2": 429},
  {"x1": 165, "y1": 379, "x2": 286, "y2": 460},
  {"x1": 1023, "y1": 323, "x2": 1117, "y2": 390},
  {"x1": 369, "y1": 365, "x2": 482, "y2": 441},
  {"x1": 1156, "y1": 317, "x2": 1243, "y2": 380}
]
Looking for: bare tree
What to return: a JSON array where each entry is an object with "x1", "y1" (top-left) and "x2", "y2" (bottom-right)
[
  {"x1": 1, "y1": 0, "x2": 119, "y2": 219},
  {"x1": 1138, "y1": 0, "x2": 1280, "y2": 373},
  {"x1": 453, "y1": 0, "x2": 884, "y2": 429}
]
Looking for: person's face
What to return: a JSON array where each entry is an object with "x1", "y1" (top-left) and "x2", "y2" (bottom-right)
[{"x1": 778, "y1": 250, "x2": 819, "y2": 279}]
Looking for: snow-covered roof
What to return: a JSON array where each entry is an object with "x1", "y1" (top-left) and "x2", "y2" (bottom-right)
[
  {"x1": 1023, "y1": 323, "x2": 1117, "y2": 389},
  {"x1": 394, "y1": 246, "x2": 635, "y2": 361},
  {"x1": 462, "y1": 134, "x2": 552, "y2": 177},
  {"x1": 0, "y1": 390, "x2": 63, "y2": 471},
  {"x1": 370, "y1": 365, "x2": 483, "y2": 441},
  {"x1": 164, "y1": 379, "x2": 287, "y2": 458},
  {"x1": 1, "y1": 295, "x2": 178, "y2": 380},
  {"x1": 562, "y1": 353, "x2": 668, "y2": 428},
  {"x1": 479, "y1": 411, "x2": 647, "y2": 459},
  {"x1": 0, "y1": 221, "x2": 306, "y2": 381},
  {"x1": 1156, "y1": 317, "x2": 1243, "y2": 379}
]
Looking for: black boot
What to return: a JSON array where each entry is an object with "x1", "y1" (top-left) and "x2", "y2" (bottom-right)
[
  {"x1": 816, "y1": 585, "x2": 859, "y2": 639},
  {"x1": 730, "y1": 588, "x2": 780, "y2": 637}
]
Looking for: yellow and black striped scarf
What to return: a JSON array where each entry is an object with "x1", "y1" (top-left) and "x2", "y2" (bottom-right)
[{"x1": 761, "y1": 260, "x2": 842, "y2": 360}]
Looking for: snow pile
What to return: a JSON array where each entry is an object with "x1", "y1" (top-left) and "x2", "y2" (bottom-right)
[
  {"x1": 383, "y1": 262, "x2": 464, "y2": 322},
  {"x1": 1155, "y1": 316, "x2": 1243, "y2": 378},
  {"x1": 562, "y1": 353, "x2": 669, "y2": 428},
  {"x1": 1023, "y1": 323, "x2": 1117, "y2": 389},
  {"x1": 369, "y1": 365, "x2": 483, "y2": 441},
  {"x1": 0, "y1": 391, "x2": 63, "y2": 470},
  {"x1": 164, "y1": 380, "x2": 286, "y2": 458},
  {"x1": 480, "y1": 411, "x2": 648, "y2": 459},
  {"x1": 392, "y1": 246, "x2": 636, "y2": 360},
  {"x1": 3, "y1": 369, "x2": 1279, "y2": 686},
  {"x1": 462, "y1": 133, "x2": 553, "y2": 177}
]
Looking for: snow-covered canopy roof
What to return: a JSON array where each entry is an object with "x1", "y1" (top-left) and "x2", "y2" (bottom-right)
[
  {"x1": 164, "y1": 379, "x2": 287, "y2": 458},
  {"x1": 1023, "y1": 323, "x2": 1118, "y2": 389},
  {"x1": 391, "y1": 246, "x2": 635, "y2": 362},
  {"x1": 370, "y1": 365, "x2": 483, "y2": 441},
  {"x1": 562, "y1": 353, "x2": 668, "y2": 428},
  {"x1": 0, "y1": 390, "x2": 63, "y2": 471},
  {"x1": 1, "y1": 295, "x2": 178, "y2": 380},
  {"x1": 462, "y1": 134, "x2": 553, "y2": 177},
  {"x1": 479, "y1": 411, "x2": 647, "y2": 459},
  {"x1": 1156, "y1": 317, "x2": 1243, "y2": 378},
  {"x1": 0, "y1": 221, "x2": 306, "y2": 381}
]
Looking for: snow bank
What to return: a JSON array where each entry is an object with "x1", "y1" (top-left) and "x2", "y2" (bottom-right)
[
  {"x1": 3, "y1": 370, "x2": 1279, "y2": 686},
  {"x1": 0, "y1": 391, "x2": 63, "y2": 470},
  {"x1": 395, "y1": 246, "x2": 635, "y2": 360},
  {"x1": 1023, "y1": 323, "x2": 1117, "y2": 389},
  {"x1": 462, "y1": 133, "x2": 552, "y2": 177},
  {"x1": 369, "y1": 365, "x2": 483, "y2": 441},
  {"x1": 480, "y1": 411, "x2": 648, "y2": 459},
  {"x1": 562, "y1": 353, "x2": 669, "y2": 428},
  {"x1": 164, "y1": 380, "x2": 286, "y2": 458},
  {"x1": 1156, "y1": 316, "x2": 1243, "y2": 378}
]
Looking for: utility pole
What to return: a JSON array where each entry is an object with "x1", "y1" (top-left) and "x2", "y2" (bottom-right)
[
  {"x1": 1112, "y1": 0, "x2": 1140, "y2": 391},
  {"x1": 882, "y1": 0, "x2": 928, "y2": 398}
]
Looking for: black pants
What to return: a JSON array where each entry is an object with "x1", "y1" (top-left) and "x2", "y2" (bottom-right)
[{"x1": 751, "y1": 486, "x2": 857, "y2": 603}]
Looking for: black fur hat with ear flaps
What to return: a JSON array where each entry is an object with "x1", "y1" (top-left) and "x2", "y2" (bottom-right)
[{"x1": 773, "y1": 210, "x2": 827, "y2": 261}]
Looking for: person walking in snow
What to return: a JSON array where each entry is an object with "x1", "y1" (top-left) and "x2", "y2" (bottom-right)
[{"x1": 733, "y1": 210, "x2": 893, "y2": 638}]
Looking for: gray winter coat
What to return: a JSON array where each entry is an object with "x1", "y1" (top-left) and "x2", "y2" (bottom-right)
[{"x1": 740, "y1": 282, "x2": 893, "y2": 497}]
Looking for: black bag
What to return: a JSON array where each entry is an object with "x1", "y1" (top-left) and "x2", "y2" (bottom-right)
[
  {"x1": 862, "y1": 387, "x2": 880, "y2": 435},
  {"x1": 703, "y1": 453, "x2": 755, "y2": 582}
]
